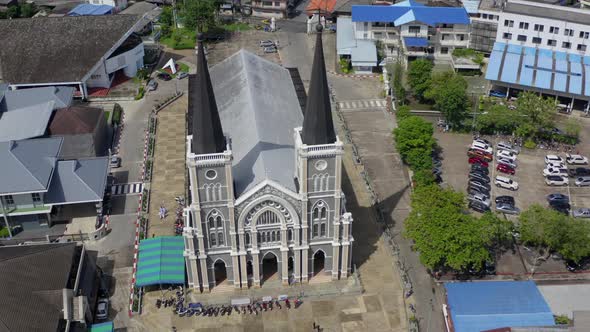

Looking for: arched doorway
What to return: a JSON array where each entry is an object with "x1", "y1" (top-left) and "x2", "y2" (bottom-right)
[
  {"x1": 213, "y1": 260, "x2": 227, "y2": 285},
  {"x1": 288, "y1": 256, "x2": 294, "y2": 284},
  {"x1": 313, "y1": 250, "x2": 325, "y2": 277},
  {"x1": 261, "y1": 252, "x2": 278, "y2": 283}
]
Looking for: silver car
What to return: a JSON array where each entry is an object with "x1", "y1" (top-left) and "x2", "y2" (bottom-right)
[
  {"x1": 496, "y1": 204, "x2": 520, "y2": 215},
  {"x1": 573, "y1": 208, "x2": 590, "y2": 218},
  {"x1": 575, "y1": 176, "x2": 590, "y2": 187}
]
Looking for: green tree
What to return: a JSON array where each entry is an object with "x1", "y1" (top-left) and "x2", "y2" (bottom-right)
[
  {"x1": 396, "y1": 105, "x2": 411, "y2": 122},
  {"x1": 6, "y1": 5, "x2": 19, "y2": 18},
  {"x1": 476, "y1": 104, "x2": 519, "y2": 134},
  {"x1": 558, "y1": 217, "x2": 590, "y2": 262},
  {"x1": 392, "y1": 60, "x2": 406, "y2": 105},
  {"x1": 407, "y1": 59, "x2": 433, "y2": 101},
  {"x1": 425, "y1": 71, "x2": 469, "y2": 128},
  {"x1": 515, "y1": 92, "x2": 555, "y2": 132},
  {"x1": 412, "y1": 169, "x2": 435, "y2": 187},
  {"x1": 564, "y1": 117, "x2": 582, "y2": 138},
  {"x1": 160, "y1": 6, "x2": 174, "y2": 27},
  {"x1": 519, "y1": 204, "x2": 564, "y2": 252},
  {"x1": 19, "y1": 3, "x2": 36, "y2": 18},
  {"x1": 393, "y1": 116, "x2": 435, "y2": 170},
  {"x1": 181, "y1": 0, "x2": 218, "y2": 31}
]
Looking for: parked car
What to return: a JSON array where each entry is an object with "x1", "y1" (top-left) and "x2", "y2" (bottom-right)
[
  {"x1": 473, "y1": 138, "x2": 492, "y2": 146},
  {"x1": 575, "y1": 176, "x2": 590, "y2": 187},
  {"x1": 497, "y1": 158, "x2": 517, "y2": 169},
  {"x1": 496, "y1": 203, "x2": 520, "y2": 215},
  {"x1": 468, "y1": 193, "x2": 491, "y2": 207},
  {"x1": 566, "y1": 260, "x2": 581, "y2": 272},
  {"x1": 547, "y1": 161, "x2": 566, "y2": 169},
  {"x1": 494, "y1": 175, "x2": 518, "y2": 191},
  {"x1": 469, "y1": 172, "x2": 490, "y2": 183},
  {"x1": 495, "y1": 195, "x2": 515, "y2": 205},
  {"x1": 468, "y1": 185, "x2": 490, "y2": 196},
  {"x1": 109, "y1": 155, "x2": 121, "y2": 168},
  {"x1": 157, "y1": 72, "x2": 172, "y2": 81},
  {"x1": 489, "y1": 90, "x2": 507, "y2": 98},
  {"x1": 176, "y1": 72, "x2": 189, "y2": 80},
  {"x1": 545, "y1": 175, "x2": 569, "y2": 186},
  {"x1": 545, "y1": 155, "x2": 564, "y2": 164},
  {"x1": 469, "y1": 179, "x2": 491, "y2": 191},
  {"x1": 496, "y1": 149, "x2": 517, "y2": 162},
  {"x1": 551, "y1": 205, "x2": 570, "y2": 215},
  {"x1": 147, "y1": 79, "x2": 158, "y2": 91},
  {"x1": 573, "y1": 208, "x2": 590, "y2": 218},
  {"x1": 471, "y1": 163, "x2": 489, "y2": 174},
  {"x1": 468, "y1": 149, "x2": 493, "y2": 162},
  {"x1": 469, "y1": 200, "x2": 490, "y2": 213},
  {"x1": 470, "y1": 169, "x2": 489, "y2": 179},
  {"x1": 566, "y1": 154, "x2": 588, "y2": 165},
  {"x1": 468, "y1": 157, "x2": 489, "y2": 167},
  {"x1": 547, "y1": 193, "x2": 569, "y2": 203},
  {"x1": 264, "y1": 46, "x2": 278, "y2": 53},
  {"x1": 470, "y1": 141, "x2": 493, "y2": 154},
  {"x1": 96, "y1": 298, "x2": 109, "y2": 320},
  {"x1": 259, "y1": 39, "x2": 275, "y2": 47},
  {"x1": 569, "y1": 167, "x2": 590, "y2": 177},
  {"x1": 497, "y1": 142, "x2": 519, "y2": 154},
  {"x1": 497, "y1": 163, "x2": 515, "y2": 175},
  {"x1": 543, "y1": 167, "x2": 568, "y2": 177}
]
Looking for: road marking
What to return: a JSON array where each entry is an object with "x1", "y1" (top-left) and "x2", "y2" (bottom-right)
[
  {"x1": 336, "y1": 99, "x2": 387, "y2": 110},
  {"x1": 111, "y1": 182, "x2": 144, "y2": 196}
]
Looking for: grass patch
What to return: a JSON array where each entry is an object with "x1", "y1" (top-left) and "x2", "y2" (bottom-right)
[
  {"x1": 0, "y1": 227, "x2": 10, "y2": 238},
  {"x1": 161, "y1": 29, "x2": 196, "y2": 50},
  {"x1": 178, "y1": 62, "x2": 189, "y2": 73},
  {"x1": 222, "y1": 22, "x2": 251, "y2": 31}
]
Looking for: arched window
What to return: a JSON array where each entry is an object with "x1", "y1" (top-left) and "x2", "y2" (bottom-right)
[
  {"x1": 311, "y1": 201, "x2": 328, "y2": 239},
  {"x1": 257, "y1": 233, "x2": 261, "y2": 243},
  {"x1": 261, "y1": 232, "x2": 266, "y2": 243},
  {"x1": 208, "y1": 216, "x2": 214, "y2": 229},
  {"x1": 312, "y1": 208, "x2": 319, "y2": 220},
  {"x1": 216, "y1": 183, "x2": 223, "y2": 201},
  {"x1": 210, "y1": 234, "x2": 216, "y2": 246},
  {"x1": 320, "y1": 224, "x2": 326, "y2": 237},
  {"x1": 218, "y1": 232, "x2": 224, "y2": 245},
  {"x1": 322, "y1": 174, "x2": 330, "y2": 191},
  {"x1": 271, "y1": 232, "x2": 276, "y2": 242},
  {"x1": 277, "y1": 231, "x2": 281, "y2": 241},
  {"x1": 313, "y1": 174, "x2": 320, "y2": 192},
  {"x1": 204, "y1": 184, "x2": 211, "y2": 202},
  {"x1": 320, "y1": 207, "x2": 327, "y2": 219},
  {"x1": 207, "y1": 210, "x2": 224, "y2": 247},
  {"x1": 216, "y1": 216, "x2": 222, "y2": 228},
  {"x1": 313, "y1": 224, "x2": 319, "y2": 237},
  {"x1": 288, "y1": 229, "x2": 293, "y2": 241},
  {"x1": 245, "y1": 233, "x2": 250, "y2": 245}
]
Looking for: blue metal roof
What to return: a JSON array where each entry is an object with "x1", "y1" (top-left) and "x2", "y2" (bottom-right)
[
  {"x1": 352, "y1": 4, "x2": 470, "y2": 25},
  {"x1": 486, "y1": 42, "x2": 590, "y2": 99},
  {"x1": 68, "y1": 4, "x2": 113, "y2": 16},
  {"x1": 446, "y1": 281, "x2": 555, "y2": 332},
  {"x1": 404, "y1": 37, "x2": 428, "y2": 47}
]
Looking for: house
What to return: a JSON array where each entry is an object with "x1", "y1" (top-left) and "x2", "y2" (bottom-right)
[
  {"x1": 0, "y1": 15, "x2": 144, "y2": 99},
  {"x1": 250, "y1": 0, "x2": 288, "y2": 18},
  {"x1": 88, "y1": 0, "x2": 127, "y2": 12},
  {"x1": 444, "y1": 281, "x2": 556, "y2": 332},
  {"x1": 0, "y1": 137, "x2": 109, "y2": 233},
  {"x1": 183, "y1": 31, "x2": 353, "y2": 291},
  {"x1": 120, "y1": 1, "x2": 162, "y2": 44},
  {"x1": 68, "y1": 3, "x2": 114, "y2": 16},
  {"x1": 0, "y1": 243, "x2": 100, "y2": 331},
  {"x1": 485, "y1": 0, "x2": 590, "y2": 109},
  {"x1": 349, "y1": 1, "x2": 471, "y2": 66}
]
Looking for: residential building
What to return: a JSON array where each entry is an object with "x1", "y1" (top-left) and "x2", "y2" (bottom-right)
[
  {"x1": 485, "y1": 0, "x2": 590, "y2": 108},
  {"x1": 184, "y1": 31, "x2": 353, "y2": 291},
  {"x1": 464, "y1": 0, "x2": 501, "y2": 53},
  {"x1": 0, "y1": 137, "x2": 108, "y2": 234},
  {"x1": 0, "y1": 243, "x2": 100, "y2": 332},
  {"x1": 88, "y1": 0, "x2": 127, "y2": 12},
  {"x1": 250, "y1": 0, "x2": 287, "y2": 18},
  {"x1": 0, "y1": 15, "x2": 144, "y2": 99},
  {"x1": 349, "y1": 1, "x2": 471, "y2": 66},
  {"x1": 68, "y1": 3, "x2": 114, "y2": 16}
]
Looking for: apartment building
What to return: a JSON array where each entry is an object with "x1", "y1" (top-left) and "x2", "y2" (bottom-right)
[
  {"x1": 250, "y1": 0, "x2": 288, "y2": 18},
  {"x1": 465, "y1": 0, "x2": 501, "y2": 53},
  {"x1": 348, "y1": 0, "x2": 471, "y2": 66},
  {"x1": 485, "y1": 0, "x2": 590, "y2": 107}
]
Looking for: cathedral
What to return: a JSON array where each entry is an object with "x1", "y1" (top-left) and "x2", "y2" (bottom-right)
[{"x1": 183, "y1": 27, "x2": 354, "y2": 291}]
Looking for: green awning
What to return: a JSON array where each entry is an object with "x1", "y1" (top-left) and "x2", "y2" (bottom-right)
[
  {"x1": 136, "y1": 236, "x2": 185, "y2": 287},
  {"x1": 89, "y1": 322, "x2": 113, "y2": 332}
]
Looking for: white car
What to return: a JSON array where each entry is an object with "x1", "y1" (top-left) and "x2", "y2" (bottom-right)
[
  {"x1": 96, "y1": 298, "x2": 109, "y2": 320},
  {"x1": 468, "y1": 193, "x2": 491, "y2": 207},
  {"x1": 497, "y1": 142, "x2": 519, "y2": 154},
  {"x1": 494, "y1": 175, "x2": 519, "y2": 191},
  {"x1": 566, "y1": 154, "x2": 588, "y2": 165},
  {"x1": 496, "y1": 150, "x2": 517, "y2": 162},
  {"x1": 545, "y1": 175, "x2": 569, "y2": 186},
  {"x1": 471, "y1": 141, "x2": 493, "y2": 154},
  {"x1": 497, "y1": 158, "x2": 517, "y2": 169},
  {"x1": 546, "y1": 161, "x2": 566, "y2": 169},
  {"x1": 545, "y1": 155, "x2": 564, "y2": 164},
  {"x1": 543, "y1": 167, "x2": 568, "y2": 177},
  {"x1": 575, "y1": 176, "x2": 590, "y2": 187}
]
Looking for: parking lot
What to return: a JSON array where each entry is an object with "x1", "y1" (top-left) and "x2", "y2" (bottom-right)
[{"x1": 434, "y1": 115, "x2": 590, "y2": 275}]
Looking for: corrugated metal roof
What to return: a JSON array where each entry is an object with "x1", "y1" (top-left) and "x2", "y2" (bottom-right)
[
  {"x1": 352, "y1": 3, "x2": 470, "y2": 25},
  {"x1": 136, "y1": 236, "x2": 185, "y2": 287},
  {"x1": 0, "y1": 137, "x2": 62, "y2": 194},
  {"x1": 67, "y1": 4, "x2": 113, "y2": 16},
  {"x1": 44, "y1": 157, "x2": 108, "y2": 205},
  {"x1": 351, "y1": 40, "x2": 377, "y2": 64},
  {"x1": 445, "y1": 281, "x2": 555, "y2": 332},
  {"x1": 209, "y1": 50, "x2": 303, "y2": 197},
  {"x1": 0, "y1": 101, "x2": 55, "y2": 141},
  {"x1": 337, "y1": 16, "x2": 378, "y2": 65},
  {"x1": 486, "y1": 42, "x2": 590, "y2": 99}
]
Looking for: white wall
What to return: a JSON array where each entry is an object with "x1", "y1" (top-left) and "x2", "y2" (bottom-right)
[
  {"x1": 496, "y1": 3, "x2": 590, "y2": 55},
  {"x1": 88, "y1": 0, "x2": 128, "y2": 11},
  {"x1": 104, "y1": 43, "x2": 144, "y2": 77},
  {"x1": 86, "y1": 63, "x2": 111, "y2": 88}
]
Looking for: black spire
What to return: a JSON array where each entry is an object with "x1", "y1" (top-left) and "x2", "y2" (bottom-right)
[
  {"x1": 192, "y1": 34, "x2": 225, "y2": 154},
  {"x1": 301, "y1": 24, "x2": 336, "y2": 145}
]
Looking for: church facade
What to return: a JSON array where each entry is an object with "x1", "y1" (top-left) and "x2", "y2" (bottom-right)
[{"x1": 183, "y1": 30, "x2": 353, "y2": 291}]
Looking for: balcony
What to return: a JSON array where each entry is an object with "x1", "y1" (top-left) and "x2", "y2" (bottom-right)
[{"x1": 1, "y1": 204, "x2": 52, "y2": 216}]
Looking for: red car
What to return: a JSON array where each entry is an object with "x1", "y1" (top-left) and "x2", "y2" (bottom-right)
[
  {"x1": 467, "y1": 149, "x2": 493, "y2": 162},
  {"x1": 468, "y1": 157, "x2": 489, "y2": 168},
  {"x1": 497, "y1": 163, "x2": 515, "y2": 175}
]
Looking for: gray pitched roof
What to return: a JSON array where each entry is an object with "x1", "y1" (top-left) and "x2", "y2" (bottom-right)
[
  {"x1": 0, "y1": 243, "x2": 78, "y2": 332},
  {"x1": 1, "y1": 86, "x2": 74, "y2": 111},
  {"x1": 0, "y1": 137, "x2": 62, "y2": 194},
  {"x1": 0, "y1": 15, "x2": 139, "y2": 84},
  {"x1": 208, "y1": 50, "x2": 303, "y2": 197},
  {"x1": 45, "y1": 157, "x2": 108, "y2": 204},
  {"x1": 504, "y1": 1, "x2": 590, "y2": 25},
  {"x1": 120, "y1": 1, "x2": 157, "y2": 15}
]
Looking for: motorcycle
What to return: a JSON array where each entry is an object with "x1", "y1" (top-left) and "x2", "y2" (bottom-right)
[
  {"x1": 294, "y1": 298, "x2": 302, "y2": 309},
  {"x1": 156, "y1": 299, "x2": 162, "y2": 309},
  {"x1": 285, "y1": 299, "x2": 291, "y2": 309}
]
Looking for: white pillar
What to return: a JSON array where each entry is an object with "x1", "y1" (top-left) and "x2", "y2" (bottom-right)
[
  {"x1": 252, "y1": 253, "x2": 261, "y2": 287},
  {"x1": 231, "y1": 255, "x2": 241, "y2": 289},
  {"x1": 281, "y1": 250, "x2": 289, "y2": 285}
]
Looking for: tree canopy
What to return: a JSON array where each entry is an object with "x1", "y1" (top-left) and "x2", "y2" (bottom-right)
[
  {"x1": 425, "y1": 71, "x2": 469, "y2": 128},
  {"x1": 181, "y1": 0, "x2": 218, "y2": 31},
  {"x1": 393, "y1": 115, "x2": 435, "y2": 171},
  {"x1": 407, "y1": 59, "x2": 433, "y2": 101},
  {"x1": 515, "y1": 92, "x2": 555, "y2": 132}
]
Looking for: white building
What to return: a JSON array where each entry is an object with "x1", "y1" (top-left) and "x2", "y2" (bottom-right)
[
  {"x1": 88, "y1": 0, "x2": 127, "y2": 12},
  {"x1": 485, "y1": 0, "x2": 590, "y2": 107},
  {"x1": 343, "y1": 0, "x2": 471, "y2": 67}
]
